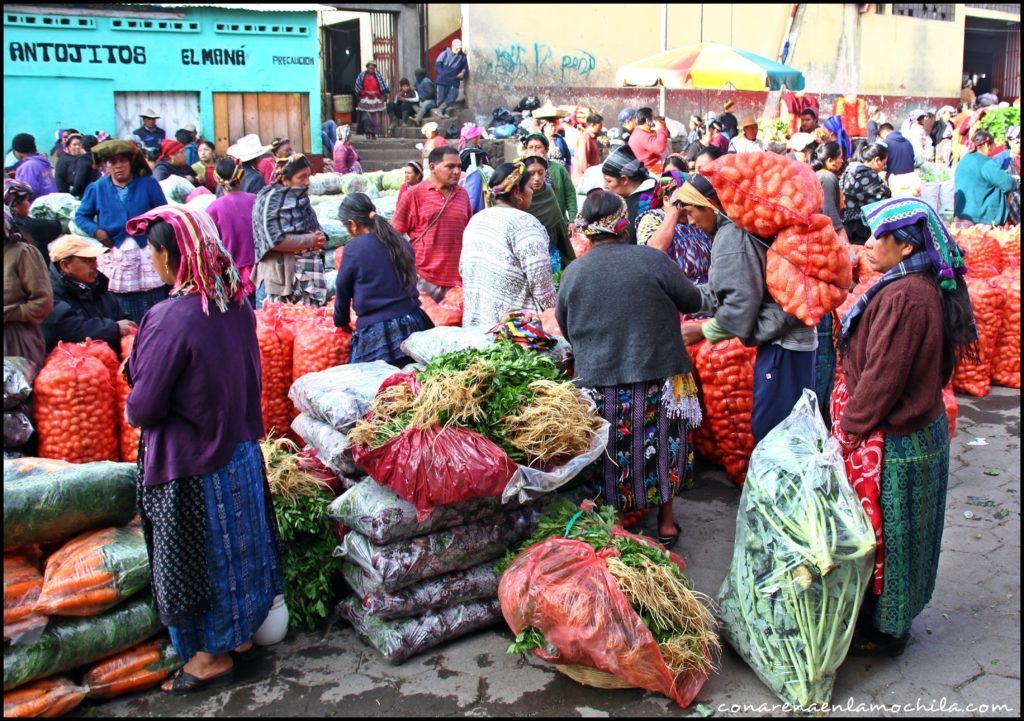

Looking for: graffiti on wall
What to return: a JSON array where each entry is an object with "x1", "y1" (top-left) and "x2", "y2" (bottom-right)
[{"x1": 483, "y1": 41, "x2": 599, "y2": 85}]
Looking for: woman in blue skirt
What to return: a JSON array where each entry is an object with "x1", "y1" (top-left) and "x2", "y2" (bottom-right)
[
  {"x1": 333, "y1": 192, "x2": 433, "y2": 365},
  {"x1": 125, "y1": 205, "x2": 283, "y2": 694}
]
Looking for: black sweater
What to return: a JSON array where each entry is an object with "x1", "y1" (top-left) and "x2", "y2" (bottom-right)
[
  {"x1": 42, "y1": 265, "x2": 128, "y2": 354},
  {"x1": 54, "y1": 154, "x2": 99, "y2": 199}
]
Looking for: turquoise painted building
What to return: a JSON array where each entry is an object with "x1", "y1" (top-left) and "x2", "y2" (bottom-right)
[{"x1": 4, "y1": 3, "x2": 327, "y2": 156}]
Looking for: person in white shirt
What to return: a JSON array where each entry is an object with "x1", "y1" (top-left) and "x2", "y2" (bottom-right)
[{"x1": 728, "y1": 116, "x2": 765, "y2": 154}]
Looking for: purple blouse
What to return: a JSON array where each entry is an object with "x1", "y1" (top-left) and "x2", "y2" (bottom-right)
[{"x1": 127, "y1": 293, "x2": 264, "y2": 487}]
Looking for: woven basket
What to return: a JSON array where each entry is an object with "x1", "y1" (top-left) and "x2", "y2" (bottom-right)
[{"x1": 554, "y1": 664, "x2": 633, "y2": 690}]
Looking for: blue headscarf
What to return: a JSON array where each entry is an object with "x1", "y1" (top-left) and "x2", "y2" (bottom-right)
[{"x1": 824, "y1": 115, "x2": 852, "y2": 158}]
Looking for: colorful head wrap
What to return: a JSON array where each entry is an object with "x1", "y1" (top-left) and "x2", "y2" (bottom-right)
[
  {"x1": 579, "y1": 195, "x2": 629, "y2": 239},
  {"x1": 4, "y1": 179, "x2": 33, "y2": 209},
  {"x1": 273, "y1": 153, "x2": 308, "y2": 183},
  {"x1": 125, "y1": 205, "x2": 244, "y2": 315},
  {"x1": 488, "y1": 311, "x2": 557, "y2": 351},
  {"x1": 405, "y1": 160, "x2": 423, "y2": 176},
  {"x1": 270, "y1": 137, "x2": 291, "y2": 152},
  {"x1": 823, "y1": 115, "x2": 852, "y2": 157},
  {"x1": 484, "y1": 162, "x2": 526, "y2": 208},
  {"x1": 157, "y1": 139, "x2": 184, "y2": 161},
  {"x1": 520, "y1": 132, "x2": 549, "y2": 151},
  {"x1": 459, "y1": 124, "x2": 483, "y2": 150},
  {"x1": 656, "y1": 170, "x2": 687, "y2": 205},
  {"x1": 215, "y1": 157, "x2": 246, "y2": 187},
  {"x1": 3, "y1": 206, "x2": 16, "y2": 241}
]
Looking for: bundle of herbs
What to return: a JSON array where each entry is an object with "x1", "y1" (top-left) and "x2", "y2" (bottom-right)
[
  {"x1": 716, "y1": 391, "x2": 875, "y2": 711},
  {"x1": 349, "y1": 341, "x2": 599, "y2": 466},
  {"x1": 499, "y1": 500, "x2": 718, "y2": 681},
  {"x1": 261, "y1": 437, "x2": 340, "y2": 631}
]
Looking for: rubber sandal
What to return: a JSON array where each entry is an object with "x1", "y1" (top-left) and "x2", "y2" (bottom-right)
[
  {"x1": 657, "y1": 522, "x2": 682, "y2": 549},
  {"x1": 165, "y1": 666, "x2": 235, "y2": 696},
  {"x1": 849, "y1": 632, "x2": 909, "y2": 658}
]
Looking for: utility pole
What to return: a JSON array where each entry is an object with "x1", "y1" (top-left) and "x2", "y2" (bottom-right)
[{"x1": 659, "y1": 3, "x2": 668, "y2": 116}]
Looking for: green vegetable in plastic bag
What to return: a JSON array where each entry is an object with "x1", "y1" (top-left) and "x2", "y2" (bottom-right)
[
  {"x1": 716, "y1": 390, "x2": 875, "y2": 712},
  {"x1": 976, "y1": 106, "x2": 1020, "y2": 145}
]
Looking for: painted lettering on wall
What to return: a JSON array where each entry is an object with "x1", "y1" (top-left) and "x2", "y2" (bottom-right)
[
  {"x1": 8, "y1": 42, "x2": 146, "y2": 64},
  {"x1": 482, "y1": 41, "x2": 601, "y2": 85},
  {"x1": 181, "y1": 49, "x2": 246, "y2": 66},
  {"x1": 273, "y1": 56, "x2": 314, "y2": 65}
]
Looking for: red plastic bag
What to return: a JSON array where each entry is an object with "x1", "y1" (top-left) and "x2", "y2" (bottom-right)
[
  {"x1": 952, "y1": 276, "x2": 1005, "y2": 397},
  {"x1": 352, "y1": 425, "x2": 516, "y2": 522},
  {"x1": 256, "y1": 318, "x2": 296, "y2": 439},
  {"x1": 703, "y1": 152, "x2": 823, "y2": 237},
  {"x1": 34, "y1": 345, "x2": 118, "y2": 463},
  {"x1": 116, "y1": 332, "x2": 140, "y2": 463},
  {"x1": 991, "y1": 267, "x2": 1020, "y2": 389},
  {"x1": 690, "y1": 338, "x2": 756, "y2": 485},
  {"x1": 292, "y1": 319, "x2": 352, "y2": 381},
  {"x1": 498, "y1": 536, "x2": 707, "y2": 709},
  {"x1": 419, "y1": 294, "x2": 462, "y2": 327}
]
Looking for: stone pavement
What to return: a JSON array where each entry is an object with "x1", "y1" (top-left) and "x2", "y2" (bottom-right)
[{"x1": 81, "y1": 389, "x2": 1020, "y2": 718}]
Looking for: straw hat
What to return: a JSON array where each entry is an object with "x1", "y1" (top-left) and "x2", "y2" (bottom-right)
[
  {"x1": 139, "y1": 108, "x2": 160, "y2": 119},
  {"x1": 739, "y1": 114, "x2": 759, "y2": 129},
  {"x1": 227, "y1": 134, "x2": 271, "y2": 162},
  {"x1": 531, "y1": 102, "x2": 568, "y2": 120}
]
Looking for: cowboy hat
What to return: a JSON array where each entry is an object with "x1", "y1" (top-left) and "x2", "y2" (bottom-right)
[
  {"x1": 181, "y1": 123, "x2": 198, "y2": 134},
  {"x1": 227, "y1": 133, "x2": 271, "y2": 162},
  {"x1": 739, "y1": 114, "x2": 759, "y2": 129},
  {"x1": 139, "y1": 108, "x2": 161, "y2": 119},
  {"x1": 531, "y1": 102, "x2": 568, "y2": 120}
]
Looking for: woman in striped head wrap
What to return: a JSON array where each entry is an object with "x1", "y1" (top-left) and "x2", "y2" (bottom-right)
[
  {"x1": 124, "y1": 204, "x2": 282, "y2": 694},
  {"x1": 833, "y1": 197, "x2": 977, "y2": 657}
]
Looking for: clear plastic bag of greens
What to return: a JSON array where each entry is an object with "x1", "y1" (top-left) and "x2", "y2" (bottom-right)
[
  {"x1": 288, "y1": 361, "x2": 398, "y2": 432},
  {"x1": 291, "y1": 414, "x2": 358, "y2": 477},
  {"x1": 399, "y1": 326, "x2": 494, "y2": 365},
  {"x1": 341, "y1": 561, "x2": 499, "y2": 620},
  {"x1": 716, "y1": 389, "x2": 875, "y2": 712}
]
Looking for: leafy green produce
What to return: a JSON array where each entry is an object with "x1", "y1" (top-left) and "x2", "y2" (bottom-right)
[
  {"x1": 273, "y1": 488, "x2": 339, "y2": 631},
  {"x1": 716, "y1": 391, "x2": 875, "y2": 712},
  {"x1": 977, "y1": 106, "x2": 1020, "y2": 145}
]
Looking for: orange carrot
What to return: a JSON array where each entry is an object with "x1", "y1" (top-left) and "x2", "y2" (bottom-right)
[
  {"x1": 36, "y1": 587, "x2": 119, "y2": 616},
  {"x1": 85, "y1": 641, "x2": 163, "y2": 685},
  {"x1": 90, "y1": 668, "x2": 171, "y2": 699}
]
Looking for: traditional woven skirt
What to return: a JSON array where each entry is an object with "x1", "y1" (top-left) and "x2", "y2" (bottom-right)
[
  {"x1": 115, "y1": 286, "x2": 170, "y2": 325},
  {"x1": 138, "y1": 441, "x2": 284, "y2": 662},
  {"x1": 871, "y1": 413, "x2": 950, "y2": 637},
  {"x1": 587, "y1": 378, "x2": 695, "y2": 513},
  {"x1": 350, "y1": 309, "x2": 433, "y2": 365}
]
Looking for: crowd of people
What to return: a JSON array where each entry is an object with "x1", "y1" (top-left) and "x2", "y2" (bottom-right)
[{"x1": 3, "y1": 68, "x2": 1020, "y2": 694}]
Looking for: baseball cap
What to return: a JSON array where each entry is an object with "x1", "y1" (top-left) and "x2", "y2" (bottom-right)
[
  {"x1": 618, "y1": 108, "x2": 638, "y2": 124},
  {"x1": 49, "y1": 235, "x2": 109, "y2": 263}
]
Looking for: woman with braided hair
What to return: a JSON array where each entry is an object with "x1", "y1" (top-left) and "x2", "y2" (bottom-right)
[
  {"x1": 459, "y1": 162, "x2": 557, "y2": 328},
  {"x1": 556, "y1": 190, "x2": 704, "y2": 548},
  {"x1": 124, "y1": 205, "x2": 282, "y2": 694},
  {"x1": 333, "y1": 192, "x2": 433, "y2": 364},
  {"x1": 206, "y1": 157, "x2": 257, "y2": 303}
]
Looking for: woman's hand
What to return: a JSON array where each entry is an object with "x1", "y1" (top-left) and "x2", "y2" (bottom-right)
[
  {"x1": 310, "y1": 232, "x2": 327, "y2": 251},
  {"x1": 94, "y1": 229, "x2": 113, "y2": 247},
  {"x1": 681, "y1": 322, "x2": 705, "y2": 346},
  {"x1": 117, "y1": 320, "x2": 137, "y2": 337}
]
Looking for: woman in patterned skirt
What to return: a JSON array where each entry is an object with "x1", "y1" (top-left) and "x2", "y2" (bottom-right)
[
  {"x1": 556, "y1": 191, "x2": 704, "y2": 548},
  {"x1": 125, "y1": 205, "x2": 283, "y2": 693},
  {"x1": 833, "y1": 197, "x2": 978, "y2": 656}
]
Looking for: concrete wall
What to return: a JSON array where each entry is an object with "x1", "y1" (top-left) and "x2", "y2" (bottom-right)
[
  {"x1": 461, "y1": 3, "x2": 975, "y2": 122},
  {"x1": 3, "y1": 5, "x2": 322, "y2": 153},
  {"x1": 428, "y1": 4, "x2": 461, "y2": 48}
]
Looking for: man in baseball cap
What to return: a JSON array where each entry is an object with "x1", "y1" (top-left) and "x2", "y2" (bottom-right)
[
  {"x1": 133, "y1": 108, "x2": 166, "y2": 152},
  {"x1": 42, "y1": 235, "x2": 134, "y2": 353}
]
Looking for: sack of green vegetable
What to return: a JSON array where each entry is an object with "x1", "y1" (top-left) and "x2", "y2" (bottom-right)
[
  {"x1": 4, "y1": 461, "x2": 138, "y2": 550},
  {"x1": 4, "y1": 594, "x2": 160, "y2": 691},
  {"x1": 339, "y1": 596, "x2": 502, "y2": 665},
  {"x1": 27, "y1": 193, "x2": 78, "y2": 224},
  {"x1": 157, "y1": 176, "x2": 193, "y2": 205},
  {"x1": 716, "y1": 389, "x2": 875, "y2": 711},
  {"x1": 498, "y1": 500, "x2": 718, "y2": 710},
  {"x1": 380, "y1": 169, "x2": 406, "y2": 192},
  {"x1": 342, "y1": 561, "x2": 499, "y2": 621},
  {"x1": 349, "y1": 343, "x2": 605, "y2": 519},
  {"x1": 289, "y1": 361, "x2": 398, "y2": 432},
  {"x1": 399, "y1": 326, "x2": 494, "y2": 364},
  {"x1": 308, "y1": 173, "x2": 344, "y2": 196},
  {"x1": 291, "y1": 413, "x2": 358, "y2": 477},
  {"x1": 334, "y1": 507, "x2": 536, "y2": 594}
]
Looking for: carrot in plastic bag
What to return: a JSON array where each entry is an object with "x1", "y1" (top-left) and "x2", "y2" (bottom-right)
[{"x1": 3, "y1": 677, "x2": 88, "y2": 718}]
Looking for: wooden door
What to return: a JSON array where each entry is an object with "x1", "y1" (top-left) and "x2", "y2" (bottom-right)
[
  {"x1": 114, "y1": 91, "x2": 200, "y2": 141},
  {"x1": 212, "y1": 92, "x2": 312, "y2": 154}
]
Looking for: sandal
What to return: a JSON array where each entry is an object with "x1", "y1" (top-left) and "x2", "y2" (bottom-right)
[
  {"x1": 165, "y1": 666, "x2": 235, "y2": 696},
  {"x1": 657, "y1": 522, "x2": 682, "y2": 549},
  {"x1": 849, "y1": 631, "x2": 909, "y2": 658}
]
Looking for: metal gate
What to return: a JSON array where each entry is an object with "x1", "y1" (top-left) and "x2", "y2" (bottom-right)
[
  {"x1": 370, "y1": 10, "x2": 398, "y2": 136},
  {"x1": 114, "y1": 91, "x2": 200, "y2": 142}
]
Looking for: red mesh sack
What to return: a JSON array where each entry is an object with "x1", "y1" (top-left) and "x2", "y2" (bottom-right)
[
  {"x1": 117, "y1": 332, "x2": 140, "y2": 463},
  {"x1": 952, "y1": 276, "x2": 1005, "y2": 397},
  {"x1": 440, "y1": 286, "x2": 464, "y2": 312},
  {"x1": 419, "y1": 294, "x2": 462, "y2": 327},
  {"x1": 498, "y1": 536, "x2": 707, "y2": 709},
  {"x1": 849, "y1": 246, "x2": 882, "y2": 285},
  {"x1": 994, "y1": 225, "x2": 1020, "y2": 268},
  {"x1": 941, "y1": 384, "x2": 958, "y2": 439},
  {"x1": 292, "y1": 319, "x2": 352, "y2": 381},
  {"x1": 34, "y1": 344, "x2": 118, "y2": 463},
  {"x1": 352, "y1": 425, "x2": 516, "y2": 522},
  {"x1": 333, "y1": 245, "x2": 345, "y2": 271},
  {"x1": 256, "y1": 301, "x2": 318, "y2": 325},
  {"x1": 766, "y1": 214, "x2": 853, "y2": 326},
  {"x1": 256, "y1": 318, "x2": 296, "y2": 439},
  {"x1": 690, "y1": 338, "x2": 756, "y2": 485},
  {"x1": 991, "y1": 267, "x2": 1021, "y2": 389},
  {"x1": 703, "y1": 152, "x2": 823, "y2": 237},
  {"x1": 954, "y1": 225, "x2": 1007, "y2": 274},
  {"x1": 48, "y1": 339, "x2": 119, "y2": 382}
]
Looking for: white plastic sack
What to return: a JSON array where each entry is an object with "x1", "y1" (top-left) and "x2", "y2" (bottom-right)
[
  {"x1": 288, "y1": 361, "x2": 398, "y2": 431},
  {"x1": 291, "y1": 413, "x2": 357, "y2": 476},
  {"x1": 938, "y1": 180, "x2": 956, "y2": 214},
  {"x1": 158, "y1": 176, "x2": 195, "y2": 204},
  {"x1": 309, "y1": 173, "x2": 344, "y2": 196},
  {"x1": 920, "y1": 181, "x2": 941, "y2": 213},
  {"x1": 399, "y1": 326, "x2": 494, "y2": 364},
  {"x1": 185, "y1": 193, "x2": 217, "y2": 213}
]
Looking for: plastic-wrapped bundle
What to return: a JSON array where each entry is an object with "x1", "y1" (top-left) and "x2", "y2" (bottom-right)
[
  {"x1": 717, "y1": 390, "x2": 874, "y2": 711},
  {"x1": 339, "y1": 173, "x2": 378, "y2": 196},
  {"x1": 380, "y1": 169, "x2": 406, "y2": 192},
  {"x1": 399, "y1": 326, "x2": 494, "y2": 364},
  {"x1": 3, "y1": 676, "x2": 88, "y2": 718},
  {"x1": 319, "y1": 218, "x2": 351, "y2": 250},
  {"x1": 373, "y1": 193, "x2": 400, "y2": 219},
  {"x1": 4, "y1": 411, "x2": 34, "y2": 447},
  {"x1": 338, "y1": 596, "x2": 501, "y2": 664},
  {"x1": 334, "y1": 507, "x2": 536, "y2": 594},
  {"x1": 308, "y1": 173, "x2": 344, "y2": 196},
  {"x1": 291, "y1": 414, "x2": 357, "y2": 476},
  {"x1": 82, "y1": 636, "x2": 182, "y2": 700},
  {"x1": 288, "y1": 361, "x2": 397, "y2": 431},
  {"x1": 328, "y1": 477, "x2": 524, "y2": 546},
  {"x1": 28, "y1": 193, "x2": 78, "y2": 224},
  {"x1": 4, "y1": 358, "x2": 37, "y2": 410},
  {"x1": 342, "y1": 562, "x2": 499, "y2": 620},
  {"x1": 157, "y1": 176, "x2": 194, "y2": 204},
  {"x1": 4, "y1": 553, "x2": 46, "y2": 645}
]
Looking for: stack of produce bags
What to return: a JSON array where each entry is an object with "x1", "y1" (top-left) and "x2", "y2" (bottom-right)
[
  {"x1": 497, "y1": 500, "x2": 718, "y2": 709},
  {"x1": 717, "y1": 391, "x2": 875, "y2": 712},
  {"x1": 4, "y1": 358, "x2": 38, "y2": 457},
  {"x1": 4, "y1": 459, "x2": 182, "y2": 716}
]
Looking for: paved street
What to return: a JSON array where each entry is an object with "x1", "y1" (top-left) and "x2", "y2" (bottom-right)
[{"x1": 83, "y1": 388, "x2": 1020, "y2": 718}]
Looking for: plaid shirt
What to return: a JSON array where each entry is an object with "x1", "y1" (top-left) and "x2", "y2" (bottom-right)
[{"x1": 391, "y1": 181, "x2": 472, "y2": 288}]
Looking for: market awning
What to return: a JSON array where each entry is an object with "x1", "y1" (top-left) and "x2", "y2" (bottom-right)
[{"x1": 616, "y1": 42, "x2": 805, "y2": 92}]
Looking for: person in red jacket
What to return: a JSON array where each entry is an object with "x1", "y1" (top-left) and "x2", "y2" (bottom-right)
[{"x1": 628, "y1": 107, "x2": 669, "y2": 175}]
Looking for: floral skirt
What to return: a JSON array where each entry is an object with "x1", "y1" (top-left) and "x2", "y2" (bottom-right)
[{"x1": 586, "y1": 378, "x2": 695, "y2": 513}]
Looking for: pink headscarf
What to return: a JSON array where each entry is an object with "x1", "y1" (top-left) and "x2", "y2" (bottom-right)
[
  {"x1": 126, "y1": 205, "x2": 246, "y2": 314},
  {"x1": 458, "y1": 125, "x2": 483, "y2": 150}
]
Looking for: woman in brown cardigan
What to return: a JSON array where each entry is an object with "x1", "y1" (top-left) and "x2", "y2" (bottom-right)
[
  {"x1": 833, "y1": 198, "x2": 977, "y2": 657},
  {"x1": 3, "y1": 207, "x2": 53, "y2": 369}
]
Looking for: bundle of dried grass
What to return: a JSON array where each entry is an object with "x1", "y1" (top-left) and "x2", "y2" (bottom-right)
[
  {"x1": 503, "y1": 381, "x2": 600, "y2": 465},
  {"x1": 408, "y1": 363, "x2": 492, "y2": 429},
  {"x1": 261, "y1": 436, "x2": 333, "y2": 500}
]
